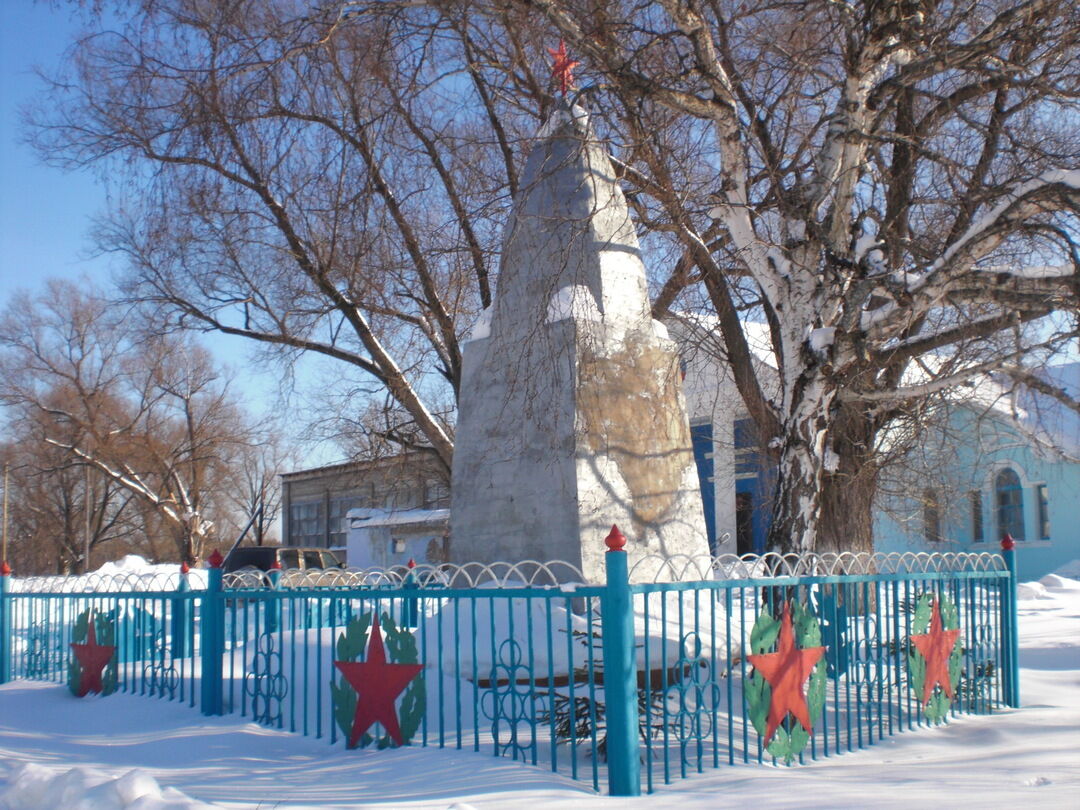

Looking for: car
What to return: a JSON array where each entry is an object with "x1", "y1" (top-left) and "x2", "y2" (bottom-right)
[{"x1": 222, "y1": 547, "x2": 344, "y2": 574}]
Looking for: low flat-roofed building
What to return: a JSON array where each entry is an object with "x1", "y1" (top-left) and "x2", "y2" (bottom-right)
[{"x1": 280, "y1": 454, "x2": 449, "y2": 559}]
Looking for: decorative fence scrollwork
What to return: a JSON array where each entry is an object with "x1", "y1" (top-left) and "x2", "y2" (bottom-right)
[
  {"x1": 244, "y1": 633, "x2": 288, "y2": 727},
  {"x1": 0, "y1": 542, "x2": 1020, "y2": 798}
]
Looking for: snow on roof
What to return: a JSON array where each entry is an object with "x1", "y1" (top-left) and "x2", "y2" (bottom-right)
[
  {"x1": 669, "y1": 312, "x2": 776, "y2": 368},
  {"x1": 670, "y1": 311, "x2": 1078, "y2": 455},
  {"x1": 1014, "y1": 362, "x2": 1080, "y2": 455},
  {"x1": 346, "y1": 507, "x2": 450, "y2": 529},
  {"x1": 91, "y1": 555, "x2": 169, "y2": 576},
  {"x1": 1044, "y1": 360, "x2": 1080, "y2": 396}
]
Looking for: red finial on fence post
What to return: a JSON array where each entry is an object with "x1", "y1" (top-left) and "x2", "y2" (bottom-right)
[
  {"x1": 180, "y1": 561, "x2": 190, "y2": 575},
  {"x1": 605, "y1": 524, "x2": 627, "y2": 552},
  {"x1": 207, "y1": 549, "x2": 224, "y2": 569},
  {"x1": 270, "y1": 558, "x2": 282, "y2": 570},
  {"x1": 407, "y1": 558, "x2": 416, "y2": 569},
  {"x1": 1000, "y1": 533, "x2": 1015, "y2": 551},
  {"x1": 0, "y1": 561, "x2": 10, "y2": 576}
]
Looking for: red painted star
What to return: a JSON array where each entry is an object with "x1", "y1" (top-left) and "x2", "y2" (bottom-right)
[
  {"x1": 746, "y1": 601, "x2": 826, "y2": 744},
  {"x1": 910, "y1": 597, "x2": 962, "y2": 705},
  {"x1": 548, "y1": 40, "x2": 580, "y2": 95},
  {"x1": 334, "y1": 613, "x2": 424, "y2": 747},
  {"x1": 70, "y1": 618, "x2": 116, "y2": 697}
]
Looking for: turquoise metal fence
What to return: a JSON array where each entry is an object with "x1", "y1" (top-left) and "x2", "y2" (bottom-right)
[{"x1": 0, "y1": 533, "x2": 1018, "y2": 797}]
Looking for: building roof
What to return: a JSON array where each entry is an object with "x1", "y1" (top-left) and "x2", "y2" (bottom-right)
[{"x1": 280, "y1": 452, "x2": 441, "y2": 483}]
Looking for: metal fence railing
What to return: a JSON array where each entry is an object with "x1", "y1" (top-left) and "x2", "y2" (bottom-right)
[{"x1": 0, "y1": 532, "x2": 1019, "y2": 796}]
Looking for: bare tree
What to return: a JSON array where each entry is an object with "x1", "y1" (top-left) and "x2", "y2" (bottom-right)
[
  {"x1": 0, "y1": 423, "x2": 137, "y2": 575},
  {"x1": 30, "y1": 1, "x2": 1080, "y2": 553},
  {"x1": 29, "y1": 1, "x2": 555, "y2": 475},
  {"x1": 0, "y1": 281, "x2": 257, "y2": 564},
  {"x1": 223, "y1": 426, "x2": 296, "y2": 546},
  {"x1": 500, "y1": 0, "x2": 1080, "y2": 551}
]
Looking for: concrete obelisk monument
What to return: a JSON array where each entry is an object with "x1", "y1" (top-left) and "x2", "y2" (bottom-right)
[{"x1": 451, "y1": 49, "x2": 709, "y2": 582}]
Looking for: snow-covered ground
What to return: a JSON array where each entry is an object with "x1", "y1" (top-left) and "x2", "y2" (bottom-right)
[{"x1": 1, "y1": 571, "x2": 1078, "y2": 809}]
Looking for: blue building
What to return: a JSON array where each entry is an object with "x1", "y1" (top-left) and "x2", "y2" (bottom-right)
[
  {"x1": 872, "y1": 366, "x2": 1080, "y2": 583},
  {"x1": 679, "y1": 317, "x2": 1080, "y2": 581}
]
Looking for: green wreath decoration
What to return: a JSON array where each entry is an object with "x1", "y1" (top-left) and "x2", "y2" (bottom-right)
[
  {"x1": 906, "y1": 593, "x2": 962, "y2": 724},
  {"x1": 330, "y1": 611, "x2": 425, "y2": 749},
  {"x1": 745, "y1": 600, "x2": 827, "y2": 764},
  {"x1": 67, "y1": 608, "x2": 118, "y2": 697}
]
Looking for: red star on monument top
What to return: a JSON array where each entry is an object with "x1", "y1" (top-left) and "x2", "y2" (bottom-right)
[
  {"x1": 70, "y1": 617, "x2": 116, "y2": 697},
  {"x1": 910, "y1": 597, "x2": 962, "y2": 705},
  {"x1": 334, "y1": 613, "x2": 424, "y2": 747},
  {"x1": 746, "y1": 601, "x2": 826, "y2": 744},
  {"x1": 548, "y1": 40, "x2": 580, "y2": 95}
]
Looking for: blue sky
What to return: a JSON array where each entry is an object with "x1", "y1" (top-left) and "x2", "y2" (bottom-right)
[
  {"x1": 0, "y1": 4, "x2": 110, "y2": 302},
  {"x1": 0, "y1": 4, "x2": 317, "y2": 442}
]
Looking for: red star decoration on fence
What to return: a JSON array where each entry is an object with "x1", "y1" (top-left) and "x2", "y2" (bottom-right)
[
  {"x1": 70, "y1": 618, "x2": 115, "y2": 697},
  {"x1": 910, "y1": 597, "x2": 962, "y2": 705},
  {"x1": 548, "y1": 40, "x2": 580, "y2": 95},
  {"x1": 746, "y1": 601, "x2": 826, "y2": 744},
  {"x1": 334, "y1": 614, "x2": 424, "y2": 747}
]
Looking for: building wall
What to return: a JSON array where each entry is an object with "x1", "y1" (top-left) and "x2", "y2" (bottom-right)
[
  {"x1": 678, "y1": 321, "x2": 772, "y2": 556},
  {"x1": 346, "y1": 511, "x2": 451, "y2": 569},
  {"x1": 874, "y1": 408, "x2": 1080, "y2": 582},
  {"x1": 280, "y1": 456, "x2": 449, "y2": 551},
  {"x1": 286, "y1": 355, "x2": 1078, "y2": 582},
  {"x1": 674, "y1": 319, "x2": 1078, "y2": 579}
]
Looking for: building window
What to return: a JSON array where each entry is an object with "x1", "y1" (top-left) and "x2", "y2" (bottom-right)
[
  {"x1": 733, "y1": 417, "x2": 776, "y2": 555},
  {"x1": 383, "y1": 485, "x2": 420, "y2": 510},
  {"x1": 424, "y1": 480, "x2": 451, "y2": 509},
  {"x1": 923, "y1": 488, "x2": 942, "y2": 543},
  {"x1": 1037, "y1": 484, "x2": 1050, "y2": 540},
  {"x1": 970, "y1": 490, "x2": 984, "y2": 542},
  {"x1": 691, "y1": 421, "x2": 717, "y2": 553},
  {"x1": 995, "y1": 468, "x2": 1025, "y2": 541},
  {"x1": 288, "y1": 501, "x2": 323, "y2": 547},
  {"x1": 328, "y1": 497, "x2": 361, "y2": 547}
]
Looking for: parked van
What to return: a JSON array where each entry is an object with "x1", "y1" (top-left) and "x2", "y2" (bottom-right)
[{"x1": 222, "y1": 547, "x2": 343, "y2": 573}]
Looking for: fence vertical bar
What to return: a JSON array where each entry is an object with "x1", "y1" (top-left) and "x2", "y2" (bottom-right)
[
  {"x1": 1000, "y1": 535, "x2": 1020, "y2": 708},
  {"x1": 267, "y1": 565, "x2": 282, "y2": 634},
  {"x1": 201, "y1": 550, "x2": 225, "y2": 716},
  {"x1": 172, "y1": 564, "x2": 190, "y2": 659},
  {"x1": 600, "y1": 525, "x2": 641, "y2": 797},
  {"x1": 0, "y1": 562, "x2": 11, "y2": 684},
  {"x1": 403, "y1": 560, "x2": 418, "y2": 629}
]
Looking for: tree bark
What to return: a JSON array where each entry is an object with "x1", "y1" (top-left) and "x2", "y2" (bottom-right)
[
  {"x1": 768, "y1": 378, "x2": 880, "y2": 555},
  {"x1": 767, "y1": 364, "x2": 837, "y2": 554},
  {"x1": 817, "y1": 412, "x2": 879, "y2": 555}
]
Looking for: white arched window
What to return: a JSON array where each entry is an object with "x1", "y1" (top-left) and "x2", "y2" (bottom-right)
[{"x1": 995, "y1": 467, "x2": 1025, "y2": 541}]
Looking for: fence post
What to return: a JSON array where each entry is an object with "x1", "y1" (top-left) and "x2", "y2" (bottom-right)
[
  {"x1": 403, "y1": 558, "x2": 418, "y2": 629},
  {"x1": 1000, "y1": 535, "x2": 1021, "y2": 708},
  {"x1": 0, "y1": 562, "x2": 11, "y2": 684},
  {"x1": 266, "y1": 563, "x2": 282, "y2": 634},
  {"x1": 201, "y1": 550, "x2": 225, "y2": 716},
  {"x1": 601, "y1": 525, "x2": 641, "y2": 797},
  {"x1": 172, "y1": 562, "x2": 190, "y2": 659}
]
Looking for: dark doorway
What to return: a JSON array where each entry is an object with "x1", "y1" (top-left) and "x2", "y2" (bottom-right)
[{"x1": 736, "y1": 491, "x2": 754, "y2": 555}]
